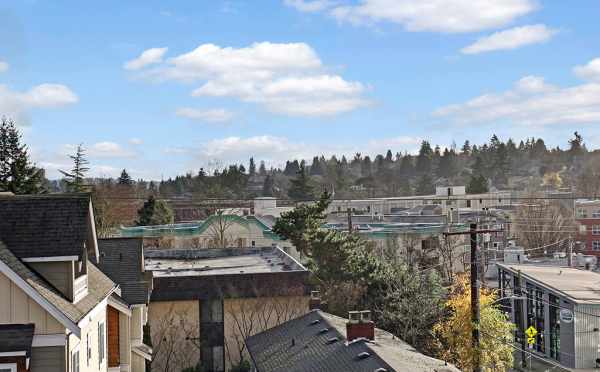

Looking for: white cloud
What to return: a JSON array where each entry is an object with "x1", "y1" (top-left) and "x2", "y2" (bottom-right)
[
  {"x1": 0, "y1": 61, "x2": 8, "y2": 73},
  {"x1": 175, "y1": 107, "x2": 234, "y2": 123},
  {"x1": 129, "y1": 137, "x2": 144, "y2": 145},
  {"x1": 62, "y1": 142, "x2": 136, "y2": 159},
  {"x1": 330, "y1": 0, "x2": 537, "y2": 33},
  {"x1": 131, "y1": 42, "x2": 368, "y2": 116},
  {"x1": 574, "y1": 58, "x2": 600, "y2": 82},
  {"x1": 284, "y1": 0, "x2": 336, "y2": 12},
  {"x1": 124, "y1": 47, "x2": 168, "y2": 70},
  {"x1": 461, "y1": 24, "x2": 557, "y2": 54},
  {"x1": 0, "y1": 83, "x2": 78, "y2": 125},
  {"x1": 434, "y1": 61, "x2": 600, "y2": 126}
]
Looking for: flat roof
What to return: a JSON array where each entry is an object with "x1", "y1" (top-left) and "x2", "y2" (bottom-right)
[
  {"x1": 498, "y1": 264, "x2": 600, "y2": 303},
  {"x1": 145, "y1": 246, "x2": 306, "y2": 278}
]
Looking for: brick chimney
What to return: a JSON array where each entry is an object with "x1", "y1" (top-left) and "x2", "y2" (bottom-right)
[
  {"x1": 309, "y1": 290, "x2": 321, "y2": 310},
  {"x1": 346, "y1": 310, "x2": 374, "y2": 341}
]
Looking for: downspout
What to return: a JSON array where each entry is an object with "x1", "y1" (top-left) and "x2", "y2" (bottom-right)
[{"x1": 66, "y1": 331, "x2": 72, "y2": 372}]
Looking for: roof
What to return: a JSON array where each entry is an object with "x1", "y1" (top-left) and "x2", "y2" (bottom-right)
[
  {"x1": 0, "y1": 241, "x2": 117, "y2": 324},
  {"x1": 0, "y1": 324, "x2": 35, "y2": 356},
  {"x1": 246, "y1": 310, "x2": 459, "y2": 372},
  {"x1": 498, "y1": 264, "x2": 600, "y2": 304},
  {"x1": 97, "y1": 238, "x2": 151, "y2": 305},
  {"x1": 146, "y1": 247, "x2": 309, "y2": 301},
  {"x1": 145, "y1": 246, "x2": 306, "y2": 278},
  {"x1": 0, "y1": 194, "x2": 91, "y2": 259}
]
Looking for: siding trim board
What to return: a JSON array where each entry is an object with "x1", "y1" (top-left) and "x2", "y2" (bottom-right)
[
  {"x1": 0, "y1": 257, "x2": 80, "y2": 338},
  {"x1": 21, "y1": 256, "x2": 79, "y2": 263}
]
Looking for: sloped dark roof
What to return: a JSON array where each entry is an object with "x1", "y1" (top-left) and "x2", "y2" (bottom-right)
[
  {"x1": 0, "y1": 324, "x2": 35, "y2": 356},
  {"x1": 97, "y1": 238, "x2": 150, "y2": 305},
  {"x1": 246, "y1": 311, "x2": 394, "y2": 372},
  {"x1": 0, "y1": 241, "x2": 117, "y2": 324},
  {"x1": 0, "y1": 194, "x2": 91, "y2": 259}
]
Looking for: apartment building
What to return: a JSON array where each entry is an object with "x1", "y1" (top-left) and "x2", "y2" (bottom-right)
[
  {"x1": 575, "y1": 199, "x2": 600, "y2": 256},
  {"x1": 0, "y1": 194, "x2": 151, "y2": 372},
  {"x1": 144, "y1": 246, "x2": 310, "y2": 372}
]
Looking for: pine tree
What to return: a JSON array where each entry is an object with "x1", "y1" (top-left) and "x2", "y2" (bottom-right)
[
  {"x1": 262, "y1": 175, "x2": 274, "y2": 197},
  {"x1": 258, "y1": 161, "x2": 267, "y2": 176},
  {"x1": 288, "y1": 161, "x2": 315, "y2": 200},
  {"x1": 60, "y1": 144, "x2": 90, "y2": 193},
  {"x1": 136, "y1": 195, "x2": 174, "y2": 226},
  {"x1": 466, "y1": 174, "x2": 488, "y2": 194},
  {"x1": 118, "y1": 169, "x2": 133, "y2": 185},
  {"x1": 416, "y1": 141, "x2": 433, "y2": 174},
  {"x1": 0, "y1": 118, "x2": 46, "y2": 194},
  {"x1": 415, "y1": 174, "x2": 435, "y2": 196},
  {"x1": 249, "y1": 157, "x2": 256, "y2": 176}
]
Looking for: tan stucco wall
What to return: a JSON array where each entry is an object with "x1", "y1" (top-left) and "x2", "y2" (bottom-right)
[
  {"x1": 147, "y1": 300, "x2": 200, "y2": 372},
  {"x1": 147, "y1": 296, "x2": 309, "y2": 371},
  {"x1": 69, "y1": 301, "x2": 108, "y2": 372},
  {"x1": 0, "y1": 271, "x2": 64, "y2": 335}
]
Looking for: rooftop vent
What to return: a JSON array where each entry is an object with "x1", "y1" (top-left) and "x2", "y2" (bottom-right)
[
  {"x1": 347, "y1": 310, "x2": 375, "y2": 341},
  {"x1": 374, "y1": 369, "x2": 387, "y2": 372},
  {"x1": 348, "y1": 311, "x2": 361, "y2": 324},
  {"x1": 309, "y1": 319, "x2": 320, "y2": 325},
  {"x1": 357, "y1": 352, "x2": 371, "y2": 360},
  {"x1": 318, "y1": 328, "x2": 329, "y2": 334},
  {"x1": 326, "y1": 337, "x2": 339, "y2": 344}
]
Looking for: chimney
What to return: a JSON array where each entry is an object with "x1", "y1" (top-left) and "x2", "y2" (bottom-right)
[
  {"x1": 346, "y1": 310, "x2": 374, "y2": 341},
  {"x1": 309, "y1": 290, "x2": 321, "y2": 310}
]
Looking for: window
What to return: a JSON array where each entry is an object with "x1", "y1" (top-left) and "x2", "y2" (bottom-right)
[
  {"x1": 593, "y1": 241, "x2": 600, "y2": 251},
  {"x1": 549, "y1": 295, "x2": 560, "y2": 361},
  {"x1": 86, "y1": 333, "x2": 92, "y2": 366},
  {"x1": 593, "y1": 210, "x2": 600, "y2": 218},
  {"x1": 98, "y1": 322, "x2": 105, "y2": 365},
  {"x1": 578, "y1": 208, "x2": 588, "y2": 218},
  {"x1": 593, "y1": 225, "x2": 600, "y2": 235},
  {"x1": 0, "y1": 364, "x2": 17, "y2": 372},
  {"x1": 466, "y1": 200, "x2": 471, "y2": 208},
  {"x1": 72, "y1": 350, "x2": 80, "y2": 372}
]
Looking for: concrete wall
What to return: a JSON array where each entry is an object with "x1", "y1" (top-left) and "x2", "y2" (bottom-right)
[
  {"x1": 30, "y1": 346, "x2": 65, "y2": 372},
  {"x1": 28, "y1": 261, "x2": 74, "y2": 301},
  {"x1": 0, "y1": 272, "x2": 65, "y2": 335},
  {"x1": 69, "y1": 301, "x2": 108, "y2": 372}
]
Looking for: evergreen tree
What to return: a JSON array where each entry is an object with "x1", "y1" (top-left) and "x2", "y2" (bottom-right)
[
  {"x1": 118, "y1": 169, "x2": 133, "y2": 185},
  {"x1": 385, "y1": 149, "x2": 393, "y2": 163},
  {"x1": 262, "y1": 175, "x2": 274, "y2": 197},
  {"x1": 248, "y1": 157, "x2": 256, "y2": 176},
  {"x1": 398, "y1": 154, "x2": 414, "y2": 177},
  {"x1": 460, "y1": 140, "x2": 471, "y2": 156},
  {"x1": 288, "y1": 161, "x2": 315, "y2": 200},
  {"x1": 258, "y1": 161, "x2": 267, "y2": 176},
  {"x1": 60, "y1": 144, "x2": 90, "y2": 193},
  {"x1": 0, "y1": 118, "x2": 46, "y2": 194},
  {"x1": 466, "y1": 174, "x2": 488, "y2": 194},
  {"x1": 136, "y1": 195, "x2": 174, "y2": 226},
  {"x1": 415, "y1": 174, "x2": 435, "y2": 196},
  {"x1": 416, "y1": 141, "x2": 433, "y2": 174}
]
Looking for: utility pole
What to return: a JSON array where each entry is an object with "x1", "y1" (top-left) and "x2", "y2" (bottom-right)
[
  {"x1": 517, "y1": 270, "x2": 527, "y2": 369},
  {"x1": 444, "y1": 223, "x2": 503, "y2": 372},
  {"x1": 347, "y1": 207, "x2": 353, "y2": 233},
  {"x1": 469, "y1": 223, "x2": 481, "y2": 372},
  {"x1": 568, "y1": 236, "x2": 573, "y2": 267}
]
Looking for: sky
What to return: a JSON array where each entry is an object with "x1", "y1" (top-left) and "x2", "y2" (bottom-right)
[{"x1": 1, "y1": 0, "x2": 600, "y2": 180}]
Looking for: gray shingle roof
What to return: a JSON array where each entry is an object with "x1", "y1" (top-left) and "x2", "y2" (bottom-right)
[
  {"x1": 0, "y1": 194, "x2": 91, "y2": 259},
  {"x1": 0, "y1": 324, "x2": 35, "y2": 356},
  {"x1": 0, "y1": 241, "x2": 117, "y2": 324},
  {"x1": 97, "y1": 238, "x2": 151, "y2": 305},
  {"x1": 246, "y1": 311, "x2": 395, "y2": 372}
]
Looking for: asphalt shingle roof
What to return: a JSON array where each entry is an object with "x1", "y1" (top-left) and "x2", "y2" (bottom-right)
[
  {"x1": 0, "y1": 324, "x2": 35, "y2": 356},
  {"x1": 97, "y1": 238, "x2": 150, "y2": 305},
  {"x1": 0, "y1": 194, "x2": 91, "y2": 259},
  {"x1": 246, "y1": 311, "x2": 394, "y2": 372},
  {"x1": 0, "y1": 241, "x2": 116, "y2": 324}
]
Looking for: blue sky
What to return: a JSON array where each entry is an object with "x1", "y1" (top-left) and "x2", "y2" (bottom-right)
[{"x1": 1, "y1": 0, "x2": 600, "y2": 180}]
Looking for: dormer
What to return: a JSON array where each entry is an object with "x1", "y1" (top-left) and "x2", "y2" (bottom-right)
[{"x1": 0, "y1": 194, "x2": 98, "y2": 303}]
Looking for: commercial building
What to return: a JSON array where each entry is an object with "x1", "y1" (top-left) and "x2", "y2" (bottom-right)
[
  {"x1": 0, "y1": 194, "x2": 152, "y2": 372},
  {"x1": 144, "y1": 246, "x2": 310, "y2": 372},
  {"x1": 498, "y1": 263, "x2": 600, "y2": 369},
  {"x1": 575, "y1": 199, "x2": 600, "y2": 256}
]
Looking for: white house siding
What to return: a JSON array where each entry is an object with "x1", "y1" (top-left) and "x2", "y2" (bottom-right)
[{"x1": 70, "y1": 301, "x2": 109, "y2": 372}]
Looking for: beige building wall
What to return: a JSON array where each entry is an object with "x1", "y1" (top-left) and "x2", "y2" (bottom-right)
[
  {"x1": 148, "y1": 296, "x2": 309, "y2": 371},
  {"x1": 28, "y1": 261, "x2": 74, "y2": 301},
  {"x1": 147, "y1": 300, "x2": 200, "y2": 372},
  {"x1": 0, "y1": 271, "x2": 65, "y2": 335},
  {"x1": 69, "y1": 301, "x2": 109, "y2": 372},
  {"x1": 131, "y1": 353, "x2": 146, "y2": 372}
]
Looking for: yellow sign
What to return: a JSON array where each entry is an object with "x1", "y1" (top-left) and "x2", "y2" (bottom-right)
[
  {"x1": 526, "y1": 326, "x2": 538, "y2": 338},
  {"x1": 527, "y1": 337, "x2": 536, "y2": 346}
]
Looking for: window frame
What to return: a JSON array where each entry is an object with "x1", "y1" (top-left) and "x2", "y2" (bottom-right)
[
  {"x1": 0, "y1": 363, "x2": 17, "y2": 372},
  {"x1": 98, "y1": 321, "x2": 105, "y2": 366},
  {"x1": 71, "y1": 349, "x2": 80, "y2": 372},
  {"x1": 593, "y1": 241, "x2": 600, "y2": 251}
]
